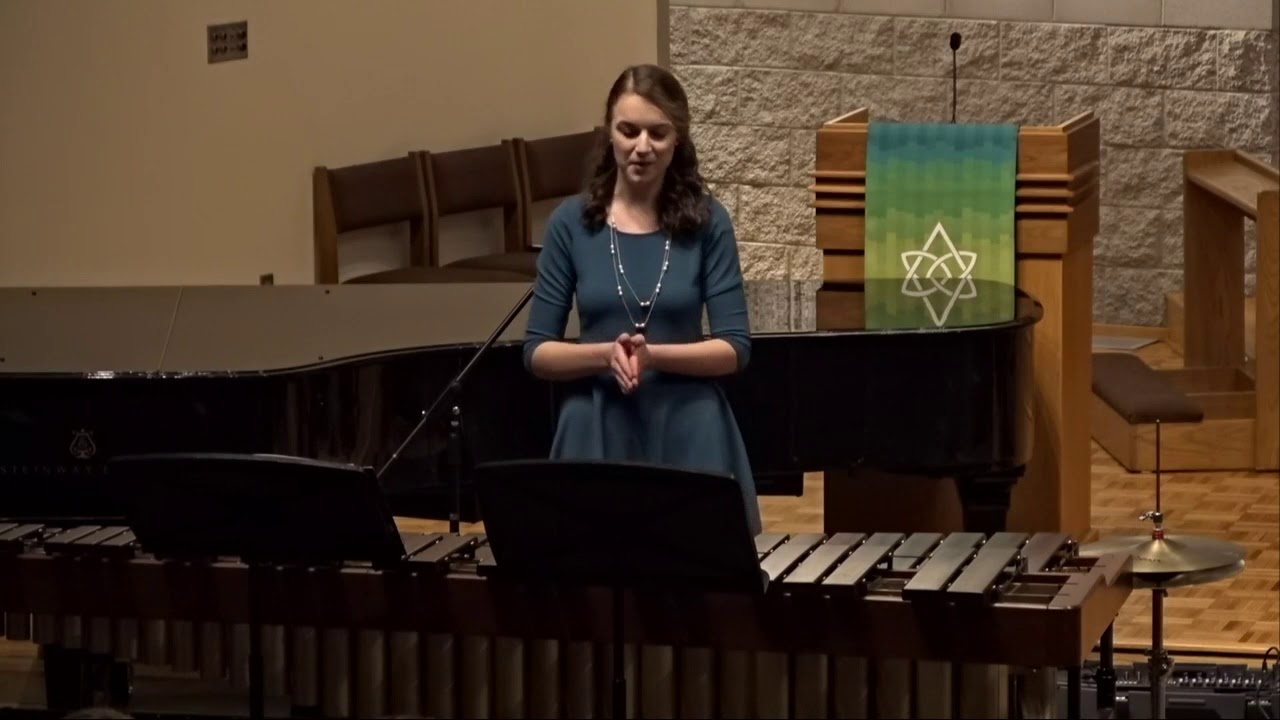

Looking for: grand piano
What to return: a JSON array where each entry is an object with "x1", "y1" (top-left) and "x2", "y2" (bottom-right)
[{"x1": 0, "y1": 278, "x2": 1040, "y2": 533}]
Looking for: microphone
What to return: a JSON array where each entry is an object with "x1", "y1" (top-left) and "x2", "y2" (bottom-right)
[
  {"x1": 376, "y1": 282, "x2": 536, "y2": 533},
  {"x1": 950, "y1": 32, "x2": 962, "y2": 123}
]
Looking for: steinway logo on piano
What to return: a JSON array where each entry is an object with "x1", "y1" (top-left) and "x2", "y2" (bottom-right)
[
  {"x1": 0, "y1": 429, "x2": 104, "y2": 476},
  {"x1": 69, "y1": 429, "x2": 97, "y2": 460},
  {"x1": 899, "y1": 222, "x2": 978, "y2": 327},
  {"x1": 0, "y1": 463, "x2": 105, "y2": 477}
]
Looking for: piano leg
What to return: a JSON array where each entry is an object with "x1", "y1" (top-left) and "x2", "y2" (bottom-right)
[
  {"x1": 953, "y1": 473, "x2": 1018, "y2": 534},
  {"x1": 824, "y1": 467, "x2": 1018, "y2": 534},
  {"x1": 823, "y1": 467, "x2": 966, "y2": 533},
  {"x1": 1066, "y1": 664, "x2": 1082, "y2": 718}
]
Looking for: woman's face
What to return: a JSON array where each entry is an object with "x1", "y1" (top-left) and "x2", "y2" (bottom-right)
[{"x1": 610, "y1": 91, "x2": 677, "y2": 188}]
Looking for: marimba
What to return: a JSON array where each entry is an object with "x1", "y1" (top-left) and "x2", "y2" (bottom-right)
[{"x1": 0, "y1": 523, "x2": 1131, "y2": 719}]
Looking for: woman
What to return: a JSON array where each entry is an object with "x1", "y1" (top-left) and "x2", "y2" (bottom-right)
[{"x1": 522, "y1": 64, "x2": 761, "y2": 535}]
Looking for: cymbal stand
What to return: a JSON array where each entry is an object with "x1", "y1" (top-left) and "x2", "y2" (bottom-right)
[
  {"x1": 1082, "y1": 416, "x2": 1249, "y2": 720},
  {"x1": 1147, "y1": 581, "x2": 1172, "y2": 720},
  {"x1": 1141, "y1": 418, "x2": 1166, "y2": 541},
  {"x1": 1142, "y1": 419, "x2": 1173, "y2": 720},
  {"x1": 1095, "y1": 624, "x2": 1117, "y2": 719}
]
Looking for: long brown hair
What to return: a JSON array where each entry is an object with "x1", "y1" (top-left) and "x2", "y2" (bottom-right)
[{"x1": 581, "y1": 64, "x2": 710, "y2": 239}]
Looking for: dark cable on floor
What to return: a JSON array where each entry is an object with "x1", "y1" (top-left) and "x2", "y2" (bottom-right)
[{"x1": 1257, "y1": 646, "x2": 1278, "y2": 719}]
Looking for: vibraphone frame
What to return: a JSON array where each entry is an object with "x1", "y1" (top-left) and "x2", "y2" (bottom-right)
[{"x1": 0, "y1": 523, "x2": 1131, "y2": 718}]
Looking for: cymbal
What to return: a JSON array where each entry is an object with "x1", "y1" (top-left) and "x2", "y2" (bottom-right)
[
  {"x1": 1078, "y1": 534, "x2": 1246, "y2": 577},
  {"x1": 1132, "y1": 559, "x2": 1245, "y2": 590}
]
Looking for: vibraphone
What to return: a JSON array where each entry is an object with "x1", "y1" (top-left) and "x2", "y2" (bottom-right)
[{"x1": 0, "y1": 523, "x2": 1131, "y2": 719}]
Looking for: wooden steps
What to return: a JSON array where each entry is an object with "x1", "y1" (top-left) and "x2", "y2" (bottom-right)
[
  {"x1": 1092, "y1": 363, "x2": 1261, "y2": 471},
  {"x1": 1092, "y1": 148, "x2": 1277, "y2": 473}
]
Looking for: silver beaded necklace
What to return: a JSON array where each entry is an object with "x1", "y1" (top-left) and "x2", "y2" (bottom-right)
[{"x1": 608, "y1": 213, "x2": 671, "y2": 334}]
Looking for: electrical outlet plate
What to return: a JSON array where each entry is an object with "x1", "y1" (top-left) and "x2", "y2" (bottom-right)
[{"x1": 207, "y1": 20, "x2": 247, "y2": 64}]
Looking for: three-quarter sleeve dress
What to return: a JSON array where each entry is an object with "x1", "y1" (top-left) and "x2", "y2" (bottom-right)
[{"x1": 522, "y1": 193, "x2": 762, "y2": 535}]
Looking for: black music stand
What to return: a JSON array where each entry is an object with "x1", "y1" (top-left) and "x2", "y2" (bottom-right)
[
  {"x1": 473, "y1": 459, "x2": 767, "y2": 719},
  {"x1": 105, "y1": 452, "x2": 409, "y2": 720}
]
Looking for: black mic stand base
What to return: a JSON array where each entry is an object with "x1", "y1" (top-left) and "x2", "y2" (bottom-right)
[
  {"x1": 448, "y1": 403, "x2": 463, "y2": 535},
  {"x1": 247, "y1": 561, "x2": 266, "y2": 720}
]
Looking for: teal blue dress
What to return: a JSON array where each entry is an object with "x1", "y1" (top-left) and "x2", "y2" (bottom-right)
[{"x1": 522, "y1": 194, "x2": 762, "y2": 535}]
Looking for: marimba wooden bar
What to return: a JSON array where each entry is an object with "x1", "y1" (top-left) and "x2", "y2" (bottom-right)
[{"x1": 0, "y1": 522, "x2": 1131, "y2": 719}]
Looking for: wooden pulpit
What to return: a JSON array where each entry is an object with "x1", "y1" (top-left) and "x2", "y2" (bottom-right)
[{"x1": 808, "y1": 108, "x2": 1101, "y2": 537}]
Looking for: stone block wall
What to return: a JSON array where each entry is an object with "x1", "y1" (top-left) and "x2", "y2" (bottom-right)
[{"x1": 670, "y1": 0, "x2": 1279, "y2": 326}]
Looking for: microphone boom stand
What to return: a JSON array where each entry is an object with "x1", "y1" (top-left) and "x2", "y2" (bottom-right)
[
  {"x1": 377, "y1": 283, "x2": 536, "y2": 533},
  {"x1": 950, "y1": 31, "x2": 962, "y2": 123}
]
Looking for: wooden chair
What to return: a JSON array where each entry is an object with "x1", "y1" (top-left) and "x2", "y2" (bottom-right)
[
  {"x1": 512, "y1": 128, "x2": 602, "y2": 247},
  {"x1": 427, "y1": 140, "x2": 539, "y2": 278},
  {"x1": 312, "y1": 152, "x2": 429, "y2": 284}
]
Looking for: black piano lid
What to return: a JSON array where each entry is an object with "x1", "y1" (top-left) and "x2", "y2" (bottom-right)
[
  {"x1": 0, "y1": 279, "x2": 1041, "y2": 521},
  {"x1": 0, "y1": 282, "x2": 545, "y2": 378},
  {"x1": 0, "y1": 280, "x2": 1039, "y2": 378}
]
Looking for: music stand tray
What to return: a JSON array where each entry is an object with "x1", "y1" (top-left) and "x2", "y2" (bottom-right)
[
  {"x1": 473, "y1": 458, "x2": 767, "y2": 718},
  {"x1": 106, "y1": 451, "x2": 410, "y2": 718}
]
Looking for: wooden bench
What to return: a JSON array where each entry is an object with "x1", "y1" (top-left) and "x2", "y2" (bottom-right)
[
  {"x1": 1093, "y1": 352, "x2": 1203, "y2": 426},
  {"x1": 1089, "y1": 351, "x2": 1271, "y2": 471}
]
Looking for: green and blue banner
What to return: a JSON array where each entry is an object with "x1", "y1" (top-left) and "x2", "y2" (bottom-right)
[{"x1": 863, "y1": 121, "x2": 1018, "y2": 329}]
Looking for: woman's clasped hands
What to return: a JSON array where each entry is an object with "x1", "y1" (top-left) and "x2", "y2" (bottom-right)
[{"x1": 609, "y1": 332, "x2": 651, "y2": 394}]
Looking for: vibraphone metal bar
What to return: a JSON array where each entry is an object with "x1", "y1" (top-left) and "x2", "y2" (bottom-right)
[{"x1": 0, "y1": 523, "x2": 1130, "y2": 719}]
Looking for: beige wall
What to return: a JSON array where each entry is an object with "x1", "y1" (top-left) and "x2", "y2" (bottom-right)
[{"x1": 0, "y1": 0, "x2": 663, "y2": 286}]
